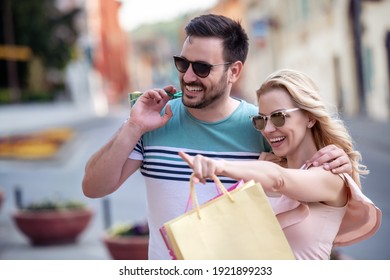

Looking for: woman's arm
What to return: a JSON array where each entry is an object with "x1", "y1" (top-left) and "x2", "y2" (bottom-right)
[{"x1": 179, "y1": 151, "x2": 347, "y2": 206}]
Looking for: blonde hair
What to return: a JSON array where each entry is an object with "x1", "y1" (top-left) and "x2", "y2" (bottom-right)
[{"x1": 256, "y1": 69, "x2": 368, "y2": 188}]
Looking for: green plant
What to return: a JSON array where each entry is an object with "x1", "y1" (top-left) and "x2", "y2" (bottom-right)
[
  {"x1": 107, "y1": 222, "x2": 149, "y2": 237},
  {"x1": 22, "y1": 199, "x2": 87, "y2": 212}
]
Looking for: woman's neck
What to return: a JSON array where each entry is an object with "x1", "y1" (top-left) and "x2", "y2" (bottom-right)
[{"x1": 286, "y1": 136, "x2": 318, "y2": 169}]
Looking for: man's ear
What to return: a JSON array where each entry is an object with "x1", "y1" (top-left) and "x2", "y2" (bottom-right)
[{"x1": 228, "y1": 61, "x2": 243, "y2": 83}]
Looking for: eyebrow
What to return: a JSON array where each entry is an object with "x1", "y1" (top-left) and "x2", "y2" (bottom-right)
[
  {"x1": 177, "y1": 55, "x2": 210, "y2": 65},
  {"x1": 258, "y1": 108, "x2": 288, "y2": 115}
]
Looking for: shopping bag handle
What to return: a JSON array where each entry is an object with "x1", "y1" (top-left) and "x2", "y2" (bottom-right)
[{"x1": 189, "y1": 174, "x2": 235, "y2": 219}]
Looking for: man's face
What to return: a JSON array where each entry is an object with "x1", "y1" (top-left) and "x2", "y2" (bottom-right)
[{"x1": 178, "y1": 36, "x2": 230, "y2": 109}]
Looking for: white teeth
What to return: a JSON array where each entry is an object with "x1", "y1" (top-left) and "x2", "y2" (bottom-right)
[
  {"x1": 186, "y1": 85, "x2": 203, "y2": 92},
  {"x1": 270, "y1": 136, "x2": 285, "y2": 143}
]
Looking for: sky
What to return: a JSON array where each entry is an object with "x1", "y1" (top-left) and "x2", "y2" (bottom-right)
[{"x1": 119, "y1": 0, "x2": 218, "y2": 31}]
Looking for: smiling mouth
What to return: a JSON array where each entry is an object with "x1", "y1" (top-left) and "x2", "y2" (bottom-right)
[
  {"x1": 185, "y1": 85, "x2": 203, "y2": 92},
  {"x1": 269, "y1": 136, "x2": 286, "y2": 144}
]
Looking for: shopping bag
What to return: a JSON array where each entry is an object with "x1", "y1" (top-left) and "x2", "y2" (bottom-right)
[{"x1": 160, "y1": 174, "x2": 295, "y2": 260}]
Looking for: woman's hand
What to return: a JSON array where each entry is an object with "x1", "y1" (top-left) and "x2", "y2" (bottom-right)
[{"x1": 179, "y1": 151, "x2": 225, "y2": 184}]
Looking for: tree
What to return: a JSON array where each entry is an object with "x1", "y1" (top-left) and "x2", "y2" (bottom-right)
[{"x1": 0, "y1": 0, "x2": 80, "y2": 103}]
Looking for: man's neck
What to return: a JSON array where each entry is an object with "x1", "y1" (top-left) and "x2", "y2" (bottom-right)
[{"x1": 186, "y1": 97, "x2": 241, "y2": 123}]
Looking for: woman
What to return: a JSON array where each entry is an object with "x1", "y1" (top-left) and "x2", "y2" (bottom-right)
[{"x1": 179, "y1": 69, "x2": 381, "y2": 259}]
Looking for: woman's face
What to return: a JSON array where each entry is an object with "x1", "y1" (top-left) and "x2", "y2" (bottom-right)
[{"x1": 258, "y1": 88, "x2": 312, "y2": 158}]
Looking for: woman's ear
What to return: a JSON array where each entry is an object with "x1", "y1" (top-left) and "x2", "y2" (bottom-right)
[{"x1": 307, "y1": 119, "x2": 316, "y2": 128}]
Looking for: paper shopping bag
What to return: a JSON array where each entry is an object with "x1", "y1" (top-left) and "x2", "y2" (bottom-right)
[{"x1": 160, "y1": 175, "x2": 295, "y2": 260}]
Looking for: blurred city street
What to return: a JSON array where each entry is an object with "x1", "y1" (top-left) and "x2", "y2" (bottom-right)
[
  {"x1": 0, "y1": 102, "x2": 148, "y2": 260},
  {"x1": 1, "y1": 0, "x2": 389, "y2": 267},
  {"x1": 0, "y1": 102, "x2": 389, "y2": 260}
]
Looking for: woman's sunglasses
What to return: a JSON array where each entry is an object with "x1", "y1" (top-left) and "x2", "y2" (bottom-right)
[
  {"x1": 250, "y1": 108, "x2": 300, "y2": 131},
  {"x1": 173, "y1": 56, "x2": 232, "y2": 78}
]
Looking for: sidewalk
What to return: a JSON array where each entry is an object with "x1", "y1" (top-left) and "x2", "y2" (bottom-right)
[
  {"x1": 0, "y1": 102, "x2": 99, "y2": 135},
  {"x1": 343, "y1": 116, "x2": 390, "y2": 154},
  {"x1": 0, "y1": 103, "x2": 389, "y2": 260}
]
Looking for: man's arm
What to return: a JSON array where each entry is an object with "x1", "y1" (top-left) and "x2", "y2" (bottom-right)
[
  {"x1": 82, "y1": 87, "x2": 175, "y2": 198},
  {"x1": 306, "y1": 144, "x2": 352, "y2": 174},
  {"x1": 82, "y1": 121, "x2": 143, "y2": 198}
]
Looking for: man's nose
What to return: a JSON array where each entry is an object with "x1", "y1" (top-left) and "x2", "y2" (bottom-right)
[{"x1": 182, "y1": 65, "x2": 198, "y2": 83}]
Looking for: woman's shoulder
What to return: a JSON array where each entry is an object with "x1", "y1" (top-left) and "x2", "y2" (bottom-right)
[{"x1": 334, "y1": 173, "x2": 382, "y2": 246}]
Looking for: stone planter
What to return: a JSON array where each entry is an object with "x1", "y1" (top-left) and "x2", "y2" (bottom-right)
[
  {"x1": 12, "y1": 208, "x2": 93, "y2": 246},
  {"x1": 103, "y1": 235, "x2": 148, "y2": 260}
]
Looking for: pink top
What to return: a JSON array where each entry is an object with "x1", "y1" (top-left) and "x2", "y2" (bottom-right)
[{"x1": 269, "y1": 172, "x2": 382, "y2": 260}]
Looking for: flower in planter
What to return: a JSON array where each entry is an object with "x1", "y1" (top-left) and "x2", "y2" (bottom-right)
[
  {"x1": 107, "y1": 221, "x2": 149, "y2": 237},
  {"x1": 103, "y1": 221, "x2": 149, "y2": 260},
  {"x1": 22, "y1": 199, "x2": 87, "y2": 212}
]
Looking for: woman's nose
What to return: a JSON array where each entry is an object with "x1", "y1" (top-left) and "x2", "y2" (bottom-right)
[{"x1": 263, "y1": 118, "x2": 276, "y2": 133}]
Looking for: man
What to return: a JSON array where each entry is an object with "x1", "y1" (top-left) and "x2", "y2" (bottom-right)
[{"x1": 82, "y1": 14, "x2": 351, "y2": 259}]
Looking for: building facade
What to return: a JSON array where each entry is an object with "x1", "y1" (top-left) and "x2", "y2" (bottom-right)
[
  {"x1": 127, "y1": 0, "x2": 390, "y2": 120},
  {"x1": 239, "y1": 0, "x2": 390, "y2": 120}
]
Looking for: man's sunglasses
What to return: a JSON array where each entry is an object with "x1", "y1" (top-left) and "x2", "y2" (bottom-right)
[
  {"x1": 250, "y1": 108, "x2": 300, "y2": 131},
  {"x1": 173, "y1": 56, "x2": 232, "y2": 78}
]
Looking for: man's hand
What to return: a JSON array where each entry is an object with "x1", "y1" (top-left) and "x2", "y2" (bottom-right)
[
  {"x1": 306, "y1": 144, "x2": 352, "y2": 174},
  {"x1": 129, "y1": 86, "x2": 175, "y2": 133}
]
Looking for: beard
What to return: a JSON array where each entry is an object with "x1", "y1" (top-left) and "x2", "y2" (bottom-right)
[{"x1": 181, "y1": 72, "x2": 229, "y2": 109}]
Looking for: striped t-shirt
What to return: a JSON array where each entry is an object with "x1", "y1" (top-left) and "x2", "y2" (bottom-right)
[{"x1": 129, "y1": 98, "x2": 270, "y2": 259}]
